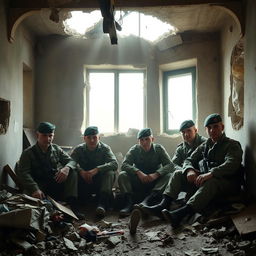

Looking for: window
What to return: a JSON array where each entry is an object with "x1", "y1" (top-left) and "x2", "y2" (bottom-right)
[
  {"x1": 86, "y1": 69, "x2": 145, "y2": 133},
  {"x1": 163, "y1": 67, "x2": 196, "y2": 134}
]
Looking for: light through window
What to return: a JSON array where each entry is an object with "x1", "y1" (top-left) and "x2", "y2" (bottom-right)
[
  {"x1": 163, "y1": 67, "x2": 196, "y2": 133},
  {"x1": 87, "y1": 70, "x2": 145, "y2": 133}
]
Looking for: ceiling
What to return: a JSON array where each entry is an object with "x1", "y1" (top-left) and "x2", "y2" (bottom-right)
[{"x1": 8, "y1": 0, "x2": 244, "y2": 41}]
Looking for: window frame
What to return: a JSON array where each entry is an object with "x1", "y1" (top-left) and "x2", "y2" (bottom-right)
[
  {"x1": 163, "y1": 67, "x2": 196, "y2": 135},
  {"x1": 86, "y1": 68, "x2": 146, "y2": 133}
]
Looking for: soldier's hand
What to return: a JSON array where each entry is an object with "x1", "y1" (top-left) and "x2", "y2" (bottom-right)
[
  {"x1": 186, "y1": 169, "x2": 198, "y2": 183},
  {"x1": 195, "y1": 172, "x2": 213, "y2": 186},
  {"x1": 55, "y1": 167, "x2": 70, "y2": 183},
  {"x1": 80, "y1": 170, "x2": 93, "y2": 184},
  {"x1": 136, "y1": 171, "x2": 151, "y2": 183},
  {"x1": 32, "y1": 189, "x2": 45, "y2": 200}
]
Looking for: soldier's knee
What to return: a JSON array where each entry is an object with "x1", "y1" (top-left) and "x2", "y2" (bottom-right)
[{"x1": 117, "y1": 171, "x2": 128, "y2": 184}]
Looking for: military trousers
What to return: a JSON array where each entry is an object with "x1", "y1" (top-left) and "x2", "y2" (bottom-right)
[
  {"x1": 164, "y1": 170, "x2": 240, "y2": 212},
  {"x1": 78, "y1": 170, "x2": 115, "y2": 200},
  {"x1": 118, "y1": 171, "x2": 171, "y2": 202},
  {"x1": 36, "y1": 168, "x2": 78, "y2": 201}
]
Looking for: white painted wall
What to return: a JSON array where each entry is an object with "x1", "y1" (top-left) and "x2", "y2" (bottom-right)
[{"x1": 0, "y1": 1, "x2": 35, "y2": 174}]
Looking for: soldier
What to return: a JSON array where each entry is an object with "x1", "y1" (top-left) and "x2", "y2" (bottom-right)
[
  {"x1": 161, "y1": 113, "x2": 243, "y2": 228},
  {"x1": 17, "y1": 122, "x2": 82, "y2": 217},
  {"x1": 118, "y1": 128, "x2": 173, "y2": 217},
  {"x1": 142, "y1": 120, "x2": 206, "y2": 217},
  {"x1": 71, "y1": 126, "x2": 118, "y2": 218}
]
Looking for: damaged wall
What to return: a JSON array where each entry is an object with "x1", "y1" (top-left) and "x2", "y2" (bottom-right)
[
  {"x1": 0, "y1": 0, "x2": 35, "y2": 175},
  {"x1": 244, "y1": 0, "x2": 256, "y2": 199},
  {"x1": 35, "y1": 32, "x2": 220, "y2": 157}
]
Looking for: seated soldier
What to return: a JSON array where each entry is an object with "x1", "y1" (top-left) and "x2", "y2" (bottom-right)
[
  {"x1": 17, "y1": 122, "x2": 82, "y2": 217},
  {"x1": 160, "y1": 114, "x2": 243, "y2": 228},
  {"x1": 142, "y1": 120, "x2": 206, "y2": 216},
  {"x1": 71, "y1": 126, "x2": 118, "y2": 218},
  {"x1": 118, "y1": 128, "x2": 174, "y2": 217}
]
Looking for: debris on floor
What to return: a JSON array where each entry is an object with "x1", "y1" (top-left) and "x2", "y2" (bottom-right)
[{"x1": 0, "y1": 189, "x2": 256, "y2": 256}]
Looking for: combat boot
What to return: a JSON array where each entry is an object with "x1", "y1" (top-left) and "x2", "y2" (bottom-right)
[
  {"x1": 119, "y1": 194, "x2": 133, "y2": 217},
  {"x1": 141, "y1": 194, "x2": 173, "y2": 218},
  {"x1": 162, "y1": 204, "x2": 194, "y2": 228},
  {"x1": 134, "y1": 191, "x2": 162, "y2": 210},
  {"x1": 96, "y1": 193, "x2": 111, "y2": 218},
  {"x1": 129, "y1": 209, "x2": 141, "y2": 235}
]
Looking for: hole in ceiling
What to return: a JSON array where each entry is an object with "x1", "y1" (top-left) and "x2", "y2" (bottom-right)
[{"x1": 63, "y1": 10, "x2": 177, "y2": 43}]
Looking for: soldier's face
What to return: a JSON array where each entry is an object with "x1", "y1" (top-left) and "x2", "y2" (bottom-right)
[
  {"x1": 206, "y1": 122, "x2": 224, "y2": 142},
  {"x1": 139, "y1": 136, "x2": 154, "y2": 152},
  {"x1": 84, "y1": 134, "x2": 100, "y2": 150},
  {"x1": 181, "y1": 126, "x2": 197, "y2": 145},
  {"x1": 37, "y1": 132, "x2": 54, "y2": 148}
]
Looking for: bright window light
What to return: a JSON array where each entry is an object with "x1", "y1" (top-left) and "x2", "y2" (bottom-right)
[
  {"x1": 63, "y1": 10, "x2": 176, "y2": 42},
  {"x1": 167, "y1": 73, "x2": 193, "y2": 130},
  {"x1": 87, "y1": 70, "x2": 144, "y2": 134},
  {"x1": 119, "y1": 73, "x2": 144, "y2": 132},
  {"x1": 89, "y1": 73, "x2": 115, "y2": 133}
]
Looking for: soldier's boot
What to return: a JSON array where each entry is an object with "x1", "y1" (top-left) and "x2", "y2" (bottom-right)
[
  {"x1": 96, "y1": 193, "x2": 110, "y2": 218},
  {"x1": 129, "y1": 209, "x2": 141, "y2": 235},
  {"x1": 119, "y1": 194, "x2": 133, "y2": 217},
  {"x1": 134, "y1": 191, "x2": 162, "y2": 210},
  {"x1": 161, "y1": 204, "x2": 194, "y2": 228},
  {"x1": 141, "y1": 195, "x2": 173, "y2": 218}
]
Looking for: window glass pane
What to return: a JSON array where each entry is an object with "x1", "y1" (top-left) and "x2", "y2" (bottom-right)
[
  {"x1": 119, "y1": 73, "x2": 144, "y2": 132},
  {"x1": 89, "y1": 73, "x2": 114, "y2": 133},
  {"x1": 167, "y1": 73, "x2": 193, "y2": 130}
]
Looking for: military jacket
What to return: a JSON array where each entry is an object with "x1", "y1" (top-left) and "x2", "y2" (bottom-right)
[
  {"x1": 71, "y1": 141, "x2": 118, "y2": 173},
  {"x1": 17, "y1": 143, "x2": 76, "y2": 193},
  {"x1": 121, "y1": 143, "x2": 173, "y2": 176},
  {"x1": 172, "y1": 134, "x2": 207, "y2": 170},
  {"x1": 183, "y1": 133, "x2": 243, "y2": 178}
]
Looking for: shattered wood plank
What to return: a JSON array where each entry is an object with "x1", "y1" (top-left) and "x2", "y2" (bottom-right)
[
  {"x1": 2, "y1": 165, "x2": 23, "y2": 192},
  {"x1": 232, "y1": 203, "x2": 256, "y2": 235},
  {"x1": 47, "y1": 196, "x2": 78, "y2": 220}
]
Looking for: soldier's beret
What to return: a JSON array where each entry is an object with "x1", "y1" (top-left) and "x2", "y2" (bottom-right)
[
  {"x1": 204, "y1": 113, "x2": 222, "y2": 127},
  {"x1": 37, "y1": 122, "x2": 55, "y2": 133},
  {"x1": 84, "y1": 126, "x2": 99, "y2": 136},
  {"x1": 179, "y1": 120, "x2": 195, "y2": 131},
  {"x1": 137, "y1": 128, "x2": 152, "y2": 139}
]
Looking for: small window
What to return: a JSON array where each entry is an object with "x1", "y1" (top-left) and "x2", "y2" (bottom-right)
[
  {"x1": 163, "y1": 67, "x2": 196, "y2": 134},
  {"x1": 86, "y1": 69, "x2": 145, "y2": 133}
]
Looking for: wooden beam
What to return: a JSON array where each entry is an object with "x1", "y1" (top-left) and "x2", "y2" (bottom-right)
[{"x1": 9, "y1": 0, "x2": 243, "y2": 9}]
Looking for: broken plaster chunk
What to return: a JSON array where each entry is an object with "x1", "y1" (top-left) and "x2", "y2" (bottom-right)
[
  {"x1": 184, "y1": 249, "x2": 201, "y2": 256},
  {"x1": 201, "y1": 247, "x2": 219, "y2": 254},
  {"x1": 145, "y1": 231, "x2": 161, "y2": 242},
  {"x1": 106, "y1": 236, "x2": 121, "y2": 247},
  {"x1": 237, "y1": 240, "x2": 251, "y2": 249},
  {"x1": 63, "y1": 237, "x2": 78, "y2": 251}
]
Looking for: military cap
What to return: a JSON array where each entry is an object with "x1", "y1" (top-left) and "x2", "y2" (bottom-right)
[
  {"x1": 179, "y1": 120, "x2": 195, "y2": 131},
  {"x1": 37, "y1": 122, "x2": 55, "y2": 133},
  {"x1": 137, "y1": 128, "x2": 152, "y2": 139},
  {"x1": 204, "y1": 113, "x2": 222, "y2": 127},
  {"x1": 84, "y1": 126, "x2": 99, "y2": 136}
]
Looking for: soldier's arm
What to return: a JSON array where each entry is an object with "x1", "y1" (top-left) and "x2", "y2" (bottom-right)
[
  {"x1": 96, "y1": 145, "x2": 118, "y2": 173},
  {"x1": 210, "y1": 141, "x2": 243, "y2": 178},
  {"x1": 155, "y1": 145, "x2": 174, "y2": 176},
  {"x1": 16, "y1": 151, "x2": 40, "y2": 194},
  {"x1": 183, "y1": 145, "x2": 204, "y2": 174},
  {"x1": 172, "y1": 146, "x2": 184, "y2": 170},
  {"x1": 70, "y1": 146, "x2": 84, "y2": 172},
  {"x1": 121, "y1": 146, "x2": 139, "y2": 174}
]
